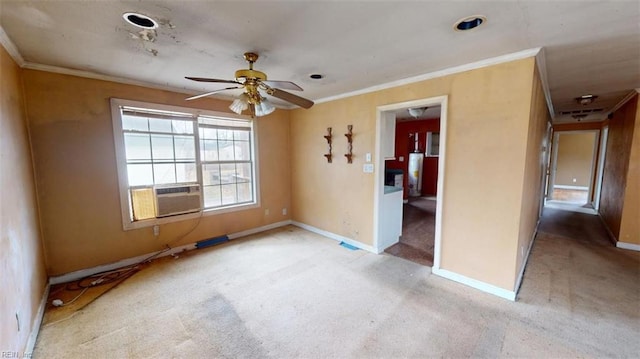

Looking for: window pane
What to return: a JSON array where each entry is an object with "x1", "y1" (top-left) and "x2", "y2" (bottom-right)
[
  {"x1": 201, "y1": 139, "x2": 218, "y2": 162},
  {"x1": 220, "y1": 164, "x2": 236, "y2": 184},
  {"x1": 127, "y1": 164, "x2": 153, "y2": 186},
  {"x1": 149, "y1": 118, "x2": 173, "y2": 133},
  {"x1": 200, "y1": 128, "x2": 217, "y2": 139},
  {"x1": 237, "y1": 182, "x2": 252, "y2": 203},
  {"x1": 174, "y1": 136, "x2": 195, "y2": 160},
  {"x1": 218, "y1": 140, "x2": 235, "y2": 161},
  {"x1": 172, "y1": 120, "x2": 193, "y2": 134},
  {"x1": 218, "y1": 129, "x2": 234, "y2": 140},
  {"x1": 234, "y1": 141, "x2": 251, "y2": 161},
  {"x1": 124, "y1": 133, "x2": 151, "y2": 160},
  {"x1": 234, "y1": 130, "x2": 249, "y2": 141},
  {"x1": 202, "y1": 164, "x2": 220, "y2": 185},
  {"x1": 221, "y1": 184, "x2": 237, "y2": 205},
  {"x1": 204, "y1": 185, "x2": 222, "y2": 208},
  {"x1": 151, "y1": 135, "x2": 174, "y2": 160},
  {"x1": 236, "y1": 163, "x2": 252, "y2": 183},
  {"x1": 153, "y1": 163, "x2": 176, "y2": 184},
  {"x1": 122, "y1": 116, "x2": 148, "y2": 131},
  {"x1": 176, "y1": 163, "x2": 197, "y2": 183}
]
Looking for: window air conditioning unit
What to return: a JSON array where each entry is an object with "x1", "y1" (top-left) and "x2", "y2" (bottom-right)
[
  {"x1": 130, "y1": 184, "x2": 201, "y2": 220},
  {"x1": 154, "y1": 184, "x2": 202, "y2": 217}
]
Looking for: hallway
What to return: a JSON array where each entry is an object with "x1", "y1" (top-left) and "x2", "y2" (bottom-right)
[{"x1": 517, "y1": 206, "x2": 640, "y2": 350}]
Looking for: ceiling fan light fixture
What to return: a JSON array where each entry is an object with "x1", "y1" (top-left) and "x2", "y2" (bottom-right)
[
  {"x1": 575, "y1": 94, "x2": 598, "y2": 105},
  {"x1": 255, "y1": 98, "x2": 275, "y2": 117},
  {"x1": 229, "y1": 93, "x2": 250, "y2": 114}
]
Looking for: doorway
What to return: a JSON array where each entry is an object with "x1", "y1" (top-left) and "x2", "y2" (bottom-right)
[
  {"x1": 374, "y1": 96, "x2": 448, "y2": 270},
  {"x1": 383, "y1": 108, "x2": 441, "y2": 266},
  {"x1": 546, "y1": 130, "x2": 599, "y2": 214}
]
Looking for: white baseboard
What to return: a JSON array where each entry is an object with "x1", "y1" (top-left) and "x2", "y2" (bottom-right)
[
  {"x1": 227, "y1": 220, "x2": 292, "y2": 239},
  {"x1": 25, "y1": 284, "x2": 49, "y2": 355},
  {"x1": 617, "y1": 241, "x2": 640, "y2": 251},
  {"x1": 291, "y1": 221, "x2": 378, "y2": 254},
  {"x1": 514, "y1": 220, "x2": 540, "y2": 297},
  {"x1": 50, "y1": 221, "x2": 293, "y2": 285},
  {"x1": 432, "y1": 267, "x2": 516, "y2": 301}
]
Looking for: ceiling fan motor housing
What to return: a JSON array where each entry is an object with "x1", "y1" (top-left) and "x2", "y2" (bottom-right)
[{"x1": 235, "y1": 69, "x2": 267, "y2": 81}]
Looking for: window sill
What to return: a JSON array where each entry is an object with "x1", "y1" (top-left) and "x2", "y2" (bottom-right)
[{"x1": 122, "y1": 201, "x2": 260, "y2": 231}]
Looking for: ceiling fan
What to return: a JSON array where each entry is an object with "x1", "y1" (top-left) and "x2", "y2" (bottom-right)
[{"x1": 185, "y1": 52, "x2": 314, "y2": 117}]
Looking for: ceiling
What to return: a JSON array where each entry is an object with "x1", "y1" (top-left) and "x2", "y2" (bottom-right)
[{"x1": 1, "y1": 1, "x2": 638, "y2": 123}]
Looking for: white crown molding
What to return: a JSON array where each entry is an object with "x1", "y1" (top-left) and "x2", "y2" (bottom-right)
[
  {"x1": 315, "y1": 47, "x2": 542, "y2": 105},
  {"x1": 0, "y1": 25, "x2": 25, "y2": 66},
  {"x1": 21, "y1": 62, "x2": 295, "y2": 109},
  {"x1": 23, "y1": 62, "x2": 208, "y2": 97},
  {"x1": 534, "y1": 47, "x2": 555, "y2": 120}
]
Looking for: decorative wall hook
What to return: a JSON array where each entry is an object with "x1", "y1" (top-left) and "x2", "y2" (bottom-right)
[
  {"x1": 324, "y1": 127, "x2": 333, "y2": 163},
  {"x1": 344, "y1": 125, "x2": 353, "y2": 164}
]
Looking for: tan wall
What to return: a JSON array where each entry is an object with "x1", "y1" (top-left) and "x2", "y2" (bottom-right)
[
  {"x1": 618, "y1": 95, "x2": 640, "y2": 245},
  {"x1": 554, "y1": 131, "x2": 596, "y2": 187},
  {"x1": 22, "y1": 70, "x2": 291, "y2": 275},
  {"x1": 291, "y1": 58, "x2": 537, "y2": 291},
  {"x1": 599, "y1": 94, "x2": 637, "y2": 239},
  {"x1": 515, "y1": 64, "x2": 550, "y2": 280},
  {"x1": 0, "y1": 46, "x2": 47, "y2": 353}
]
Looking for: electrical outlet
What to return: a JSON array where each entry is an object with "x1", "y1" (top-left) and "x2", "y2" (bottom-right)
[
  {"x1": 282, "y1": 208, "x2": 287, "y2": 215},
  {"x1": 153, "y1": 225, "x2": 159, "y2": 236},
  {"x1": 265, "y1": 209, "x2": 270, "y2": 215},
  {"x1": 363, "y1": 163, "x2": 374, "y2": 173}
]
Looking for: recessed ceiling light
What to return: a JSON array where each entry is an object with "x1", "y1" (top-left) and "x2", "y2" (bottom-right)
[
  {"x1": 454, "y1": 15, "x2": 486, "y2": 31},
  {"x1": 575, "y1": 94, "x2": 598, "y2": 105},
  {"x1": 123, "y1": 12, "x2": 158, "y2": 29},
  {"x1": 309, "y1": 74, "x2": 324, "y2": 80}
]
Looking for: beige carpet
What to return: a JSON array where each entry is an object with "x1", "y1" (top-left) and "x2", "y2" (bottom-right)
[{"x1": 35, "y1": 210, "x2": 640, "y2": 358}]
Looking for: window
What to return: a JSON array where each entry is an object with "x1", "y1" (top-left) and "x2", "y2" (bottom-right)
[
  {"x1": 111, "y1": 99, "x2": 258, "y2": 229},
  {"x1": 426, "y1": 132, "x2": 440, "y2": 157}
]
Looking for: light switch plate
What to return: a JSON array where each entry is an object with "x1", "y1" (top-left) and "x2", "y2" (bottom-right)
[
  {"x1": 363, "y1": 163, "x2": 374, "y2": 173},
  {"x1": 365, "y1": 152, "x2": 372, "y2": 162}
]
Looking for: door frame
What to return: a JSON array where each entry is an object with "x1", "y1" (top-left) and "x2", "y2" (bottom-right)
[
  {"x1": 373, "y1": 95, "x2": 448, "y2": 270},
  {"x1": 548, "y1": 129, "x2": 600, "y2": 207},
  {"x1": 593, "y1": 126, "x2": 608, "y2": 210}
]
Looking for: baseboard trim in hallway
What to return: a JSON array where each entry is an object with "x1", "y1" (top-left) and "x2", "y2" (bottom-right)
[
  {"x1": 617, "y1": 241, "x2": 640, "y2": 252},
  {"x1": 432, "y1": 267, "x2": 516, "y2": 301}
]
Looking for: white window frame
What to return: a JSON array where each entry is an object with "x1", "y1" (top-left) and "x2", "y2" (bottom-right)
[{"x1": 111, "y1": 98, "x2": 260, "y2": 230}]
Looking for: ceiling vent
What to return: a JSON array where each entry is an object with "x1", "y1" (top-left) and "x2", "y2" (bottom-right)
[{"x1": 559, "y1": 108, "x2": 604, "y2": 115}]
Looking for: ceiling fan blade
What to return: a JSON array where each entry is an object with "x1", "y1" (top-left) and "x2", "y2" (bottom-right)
[
  {"x1": 185, "y1": 86, "x2": 242, "y2": 101},
  {"x1": 185, "y1": 76, "x2": 241, "y2": 85},
  {"x1": 268, "y1": 88, "x2": 314, "y2": 109},
  {"x1": 262, "y1": 80, "x2": 303, "y2": 91}
]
